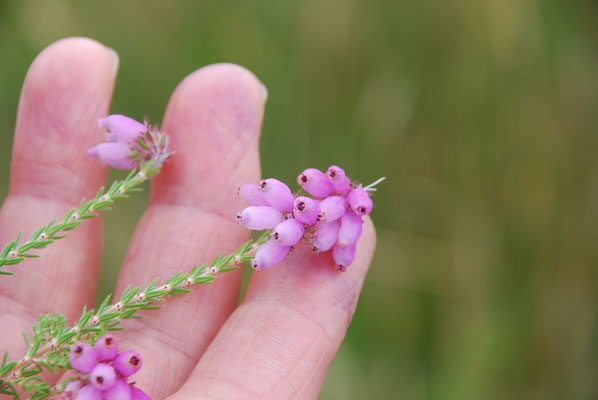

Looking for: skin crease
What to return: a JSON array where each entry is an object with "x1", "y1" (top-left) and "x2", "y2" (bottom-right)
[{"x1": 0, "y1": 37, "x2": 376, "y2": 400}]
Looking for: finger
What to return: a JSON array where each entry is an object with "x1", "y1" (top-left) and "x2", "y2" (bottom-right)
[
  {"x1": 114, "y1": 64, "x2": 266, "y2": 398},
  {"x1": 171, "y1": 218, "x2": 376, "y2": 400},
  {"x1": 0, "y1": 38, "x2": 117, "y2": 351}
]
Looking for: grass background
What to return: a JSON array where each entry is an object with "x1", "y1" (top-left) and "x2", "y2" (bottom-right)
[{"x1": 1, "y1": 0, "x2": 598, "y2": 398}]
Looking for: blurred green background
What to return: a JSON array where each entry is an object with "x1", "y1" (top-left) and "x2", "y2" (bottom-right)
[{"x1": 1, "y1": 0, "x2": 598, "y2": 398}]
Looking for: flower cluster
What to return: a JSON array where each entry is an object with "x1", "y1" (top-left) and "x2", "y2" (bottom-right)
[
  {"x1": 237, "y1": 166, "x2": 377, "y2": 271},
  {"x1": 65, "y1": 335, "x2": 148, "y2": 400},
  {"x1": 88, "y1": 115, "x2": 171, "y2": 170}
]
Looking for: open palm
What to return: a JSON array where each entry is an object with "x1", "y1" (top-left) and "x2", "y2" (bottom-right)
[{"x1": 0, "y1": 38, "x2": 376, "y2": 400}]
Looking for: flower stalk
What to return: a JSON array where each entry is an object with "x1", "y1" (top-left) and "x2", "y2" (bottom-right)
[
  {"x1": 0, "y1": 232, "x2": 268, "y2": 399},
  {"x1": 0, "y1": 159, "x2": 163, "y2": 276}
]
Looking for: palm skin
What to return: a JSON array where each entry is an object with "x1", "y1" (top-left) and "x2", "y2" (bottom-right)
[{"x1": 0, "y1": 38, "x2": 376, "y2": 400}]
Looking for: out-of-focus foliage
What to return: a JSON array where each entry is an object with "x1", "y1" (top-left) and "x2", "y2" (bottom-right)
[{"x1": 1, "y1": 0, "x2": 598, "y2": 398}]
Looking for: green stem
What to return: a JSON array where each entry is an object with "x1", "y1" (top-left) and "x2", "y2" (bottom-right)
[
  {"x1": 0, "y1": 160, "x2": 163, "y2": 276},
  {"x1": 0, "y1": 232, "x2": 268, "y2": 398}
]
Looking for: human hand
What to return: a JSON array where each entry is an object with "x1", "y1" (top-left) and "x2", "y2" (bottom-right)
[{"x1": 0, "y1": 37, "x2": 376, "y2": 399}]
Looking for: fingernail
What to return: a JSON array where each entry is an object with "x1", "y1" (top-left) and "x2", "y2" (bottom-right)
[
  {"x1": 105, "y1": 46, "x2": 120, "y2": 78},
  {"x1": 261, "y1": 82, "x2": 268, "y2": 102}
]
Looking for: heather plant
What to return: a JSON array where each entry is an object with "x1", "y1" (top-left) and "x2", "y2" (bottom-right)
[{"x1": 0, "y1": 38, "x2": 379, "y2": 400}]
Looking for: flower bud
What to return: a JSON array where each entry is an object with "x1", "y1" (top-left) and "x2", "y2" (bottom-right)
[
  {"x1": 293, "y1": 196, "x2": 321, "y2": 225},
  {"x1": 259, "y1": 178, "x2": 295, "y2": 212},
  {"x1": 327, "y1": 165, "x2": 350, "y2": 195},
  {"x1": 94, "y1": 335, "x2": 118, "y2": 362},
  {"x1": 90, "y1": 363, "x2": 116, "y2": 391},
  {"x1": 77, "y1": 384, "x2": 103, "y2": 400},
  {"x1": 251, "y1": 239, "x2": 291, "y2": 271},
  {"x1": 318, "y1": 196, "x2": 347, "y2": 222},
  {"x1": 338, "y1": 210, "x2": 363, "y2": 248},
  {"x1": 64, "y1": 380, "x2": 83, "y2": 398},
  {"x1": 237, "y1": 206, "x2": 285, "y2": 230},
  {"x1": 239, "y1": 184, "x2": 269, "y2": 206},
  {"x1": 69, "y1": 343, "x2": 97, "y2": 373},
  {"x1": 297, "y1": 168, "x2": 334, "y2": 198},
  {"x1": 88, "y1": 142, "x2": 137, "y2": 170},
  {"x1": 333, "y1": 243, "x2": 356, "y2": 270},
  {"x1": 99, "y1": 115, "x2": 146, "y2": 143},
  {"x1": 311, "y1": 220, "x2": 341, "y2": 252},
  {"x1": 272, "y1": 218, "x2": 305, "y2": 246},
  {"x1": 347, "y1": 187, "x2": 373, "y2": 216},
  {"x1": 131, "y1": 387, "x2": 151, "y2": 400},
  {"x1": 113, "y1": 350, "x2": 142, "y2": 377},
  {"x1": 103, "y1": 379, "x2": 132, "y2": 400}
]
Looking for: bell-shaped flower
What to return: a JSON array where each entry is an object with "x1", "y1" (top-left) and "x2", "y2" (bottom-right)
[{"x1": 98, "y1": 114, "x2": 146, "y2": 143}]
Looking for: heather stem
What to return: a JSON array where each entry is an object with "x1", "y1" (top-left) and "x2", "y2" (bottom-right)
[
  {"x1": 0, "y1": 233, "x2": 268, "y2": 397},
  {"x1": 0, "y1": 159, "x2": 164, "y2": 276}
]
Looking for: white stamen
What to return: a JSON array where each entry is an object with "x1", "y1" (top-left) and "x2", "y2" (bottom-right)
[{"x1": 364, "y1": 177, "x2": 386, "y2": 192}]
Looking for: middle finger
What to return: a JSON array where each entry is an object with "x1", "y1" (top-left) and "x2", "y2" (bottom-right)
[{"x1": 114, "y1": 64, "x2": 266, "y2": 399}]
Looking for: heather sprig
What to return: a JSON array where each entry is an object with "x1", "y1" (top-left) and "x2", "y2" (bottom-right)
[
  {"x1": 0, "y1": 233, "x2": 268, "y2": 399},
  {"x1": 0, "y1": 116, "x2": 171, "y2": 276}
]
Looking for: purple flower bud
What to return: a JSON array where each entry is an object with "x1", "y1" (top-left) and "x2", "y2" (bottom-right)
[
  {"x1": 258, "y1": 179, "x2": 295, "y2": 212},
  {"x1": 237, "y1": 206, "x2": 285, "y2": 230},
  {"x1": 338, "y1": 210, "x2": 363, "y2": 248},
  {"x1": 98, "y1": 115, "x2": 146, "y2": 143},
  {"x1": 76, "y1": 384, "x2": 102, "y2": 400},
  {"x1": 90, "y1": 363, "x2": 116, "y2": 391},
  {"x1": 94, "y1": 335, "x2": 118, "y2": 362},
  {"x1": 272, "y1": 218, "x2": 305, "y2": 246},
  {"x1": 130, "y1": 387, "x2": 151, "y2": 400},
  {"x1": 318, "y1": 196, "x2": 347, "y2": 222},
  {"x1": 239, "y1": 184, "x2": 269, "y2": 206},
  {"x1": 103, "y1": 379, "x2": 132, "y2": 400},
  {"x1": 311, "y1": 220, "x2": 341, "y2": 252},
  {"x1": 327, "y1": 165, "x2": 350, "y2": 195},
  {"x1": 113, "y1": 350, "x2": 142, "y2": 377},
  {"x1": 333, "y1": 243, "x2": 356, "y2": 270},
  {"x1": 297, "y1": 168, "x2": 334, "y2": 198},
  {"x1": 69, "y1": 343, "x2": 97, "y2": 374},
  {"x1": 347, "y1": 187, "x2": 373, "y2": 216},
  {"x1": 251, "y1": 239, "x2": 291, "y2": 271},
  {"x1": 64, "y1": 380, "x2": 83, "y2": 398},
  {"x1": 88, "y1": 142, "x2": 137, "y2": 170},
  {"x1": 293, "y1": 196, "x2": 321, "y2": 225}
]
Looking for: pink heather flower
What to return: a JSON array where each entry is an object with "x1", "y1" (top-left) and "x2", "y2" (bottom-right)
[
  {"x1": 347, "y1": 186, "x2": 373, "y2": 216},
  {"x1": 272, "y1": 218, "x2": 305, "y2": 246},
  {"x1": 333, "y1": 243, "x2": 356, "y2": 271},
  {"x1": 327, "y1": 165, "x2": 350, "y2": 195},
  {"x1": 98, "y1": 115, "x2": 146, "y2": 143},
  {"x1": 293, "y1": 196, "x2": 321, "y2": 225},
  {"x1": 237, "y1": 206, "x2": 285, "y2": 230},
  {"x1": 76, "y1": 384, "x2": 103, "y2": 400},
  {"x1": 338, "y1": 209, "x2": 363, "y2": 248},
  {"x1": 130, "y1": 387, "x2": 151, "y2": 400},
  {"x1": 310, "y1": 220, "x2": 341, "y2": 252},
  {"x1": 297, "y1": 168, "x2": 334, "y2": 198},
  {"x1": 69, "y1": 343, "x2": 97, "y2": 374},
  {"x1": 88, "y1": 142, "x2": 137, "y2": 170},
  {"x1": 239, "y1": 184, "x2": 269, "y2": 206},
  {"x1": 258, "y1": 178, "x2": 295, "y2": 212},
  {"x1": 90, "y1": 363, "x2": 117, "y2": 391},
  {"x1": 64, "y1": 379, "x2": 83, "y2": 398},
  {"x1": 318, "y1": 196, "x2": 347, "y2": 222},
  {"x1": 113, "y1": 350, "x2": 142, "y2": 377},
  {"x1": 94, "y1": 335, "x2": 119, "y2": 362},
  {"x1": 102, "y1": 378, "x2": 132, "y2": 400},
  {"x1": 251, "y1": 239, "x2": 291, "y2": 270}
]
